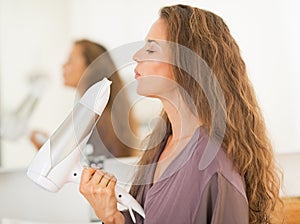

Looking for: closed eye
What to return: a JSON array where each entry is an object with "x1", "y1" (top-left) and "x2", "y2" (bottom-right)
[{"x1": 146, "y1": 49, "x2": 155, "y2": 54}]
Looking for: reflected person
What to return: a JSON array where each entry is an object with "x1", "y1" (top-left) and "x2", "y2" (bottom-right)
[{"x1": 30, "y1": 39, "x2": 137, "y2": 158}]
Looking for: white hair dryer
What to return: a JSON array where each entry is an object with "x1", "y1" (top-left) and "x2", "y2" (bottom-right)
[{"x1": 27, "y1": 78, "x2": 145, "y2": 223}]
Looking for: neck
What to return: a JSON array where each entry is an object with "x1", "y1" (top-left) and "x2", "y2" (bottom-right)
[{"x1": 160, "y1": 92, "x2": 201, "y2": 141}]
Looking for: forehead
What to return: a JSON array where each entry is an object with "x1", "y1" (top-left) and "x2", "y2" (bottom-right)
[
  {"x1": 146, "y1": 19, "x2": 168, "y2": 41},
  {"x1": 72, "y1": 44, "x2": 83, "y2": 53}
]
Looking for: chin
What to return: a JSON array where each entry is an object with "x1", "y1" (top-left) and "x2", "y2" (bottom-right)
[
  {"x1": 136, "y1": 86, "x2": 147, "y2": 97},
  {"x1": 136, "y1": 80, "x2": 150, "y2": 96},
  {"x1": 63, "y1": 80, "x2": 69, "y2": 86},
  {"x1": 136, "y1": 86, "x2": 159, "y2": 99}
]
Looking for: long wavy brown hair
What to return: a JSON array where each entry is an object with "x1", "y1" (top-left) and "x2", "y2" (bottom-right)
[{"x1": 130, "y1": 4, "x2": 282, "y2": 223}]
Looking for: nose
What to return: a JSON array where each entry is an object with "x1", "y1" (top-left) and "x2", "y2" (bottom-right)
[
  {"x1": 62, "y1": 62, "x2": 67, "y2": 69},
  {"x1": 133, "y1": 48, "x2": 143, "y2": 62}
]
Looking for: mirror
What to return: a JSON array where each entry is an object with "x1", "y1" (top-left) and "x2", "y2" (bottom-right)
[{"x1": 1, "y1": 0, "x2": 299, "y2": 169}]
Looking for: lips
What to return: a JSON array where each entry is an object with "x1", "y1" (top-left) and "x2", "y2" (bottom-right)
[{"x1": 134, "y1": 69, "x2": 141, "y2": 79}]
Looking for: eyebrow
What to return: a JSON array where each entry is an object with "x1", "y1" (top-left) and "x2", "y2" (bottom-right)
[{"x1": 147, "y1": 39, "x2": 160, "y2": 45}]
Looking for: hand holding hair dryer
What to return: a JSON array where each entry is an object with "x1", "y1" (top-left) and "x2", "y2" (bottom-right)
[{"x1": 27, "y1": 78, "x2": 145, "y2": 223}]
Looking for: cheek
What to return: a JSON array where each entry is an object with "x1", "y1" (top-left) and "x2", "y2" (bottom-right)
[
  {"x1": 145, "y1": 61, "x2": 171, "y2": 77},
  {"x1": 137, "y1": 61, "x2": 175, "y2": 96},
  {"x1": 75, "y1": 64, "x2": 86, "y2": 79},
  {"x1": 72, "y1": 64, "x2": 86, "y2": 84}
]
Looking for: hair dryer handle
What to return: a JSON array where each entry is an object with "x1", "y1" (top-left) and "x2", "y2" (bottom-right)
[{"x1": 70, "y1": 163, "x2": 145, "y2": 223}]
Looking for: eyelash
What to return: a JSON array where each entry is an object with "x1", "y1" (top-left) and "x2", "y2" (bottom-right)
[{"x1": 146, "y1": 49, "x2": 155, "y2": 54}]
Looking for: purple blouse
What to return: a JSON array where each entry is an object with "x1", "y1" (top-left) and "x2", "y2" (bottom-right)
[{"x1": 122, "y1": 127, "x2": 249, "y2": 224}]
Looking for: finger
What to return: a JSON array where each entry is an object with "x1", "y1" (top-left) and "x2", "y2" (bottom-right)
[
  {"x1": 80, "y1": 167, "x2": 96, "y2": 184},
  {"x1": 90, "y1": 170, "x2": 106, "y2": 185},
  {"x1": 99, "y1": 173, "x2": 114, "y2": 188},
  {"x1": 107, "y1": 176, "x2": 117, "y2": 190}
]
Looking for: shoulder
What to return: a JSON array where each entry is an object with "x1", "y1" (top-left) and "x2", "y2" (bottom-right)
[
  {"x1": 217, "y1": 149, "x2": 247, "y2": 197},
  {"x1": 190, "y1": 128, "x2": 247, "y2": 201}
]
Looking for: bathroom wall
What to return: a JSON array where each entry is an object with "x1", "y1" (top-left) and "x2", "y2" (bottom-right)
[{"x1": 0, "y1": 0, "x2": 299, "y2": 166}]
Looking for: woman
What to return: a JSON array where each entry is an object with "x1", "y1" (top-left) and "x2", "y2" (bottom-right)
[
  {"x1": 79, "y1": 5, "x2": 281, "y2": 224},
  {"x1": 31, "y1": 39, "x2": 137, "y2": 158}
]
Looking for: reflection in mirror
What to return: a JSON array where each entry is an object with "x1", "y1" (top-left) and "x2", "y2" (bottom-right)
[
  {"x1": 0, "y1": 0, "x2": 76, "y2": 168},
  {"x1": 1, "y1": 74, "x2": 48, "y2": 141}
]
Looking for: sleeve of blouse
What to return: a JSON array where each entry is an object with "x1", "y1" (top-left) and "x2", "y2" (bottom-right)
[{"x1": 194, "y1": 173, "x2": 249, "y2": 224}]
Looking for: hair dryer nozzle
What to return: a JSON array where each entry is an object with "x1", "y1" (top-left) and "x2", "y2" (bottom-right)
[{"x1": 80, "y1": 77, "x2": 112, "y2": 115}]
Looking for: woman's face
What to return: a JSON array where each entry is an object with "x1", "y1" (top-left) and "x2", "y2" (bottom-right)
[
  {"x1": 62, "y1": 44, "x2": 87, "y2": 87},
  {"x1": 133, "y1": 19, "x2": 176, "y2": 98}
]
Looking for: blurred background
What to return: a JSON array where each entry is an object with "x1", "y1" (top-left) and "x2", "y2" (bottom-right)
[
  {"x1": 0, "y1": 0, "x2": 299, "y2": 222},
  {"x1": 1, "y1": 0, "x2": 300, "y2": 168}
]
